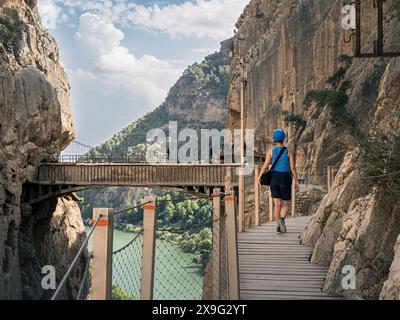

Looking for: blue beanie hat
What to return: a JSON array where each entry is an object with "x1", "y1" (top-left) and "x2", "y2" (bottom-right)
[{"x1": 273, "y1": 129, "x2": 286, "y2": 142}]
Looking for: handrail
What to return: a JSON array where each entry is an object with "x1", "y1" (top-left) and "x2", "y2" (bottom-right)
[
  {"x1": 51, "y1": 214, "x2": 102, "y2": 300},
  {"x1": 75, "y1": 254, "x2": 93, "y2": 300},
  {"x1": 43, "y1": 162, "x2": 243, "y2": 167}
]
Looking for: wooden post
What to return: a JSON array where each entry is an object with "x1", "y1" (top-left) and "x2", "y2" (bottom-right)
[
  {"x1": 291, "y1": 183, "x2": 296, "y2": 218},
  {"x1": 92, "y1": 208, "x2": 114, "y2": 300},
  {"x1": 254, "y1": 165, "x2": 260, "y2": 226},
  {"x1": 211, "y1": 188, "x2": 222, "y2": 299},
  {"x1": 269, "y1": 189, "x2": 274, "y2": 222},
  {"x1": 238, "y1": 60, "x2": 246, "y2": 234},
  {"x1": 238, "y1": 169, "x2": 245, "y2": 233},
  {"x1": 225, "y1": 168, "x2": 240, "y2": 300},
  {"x1": 140, "y1": 197, "x2": 157, "y2": 300},
  {"x1": 219, "y1": 201, "x2": 229, "y2": 300}
]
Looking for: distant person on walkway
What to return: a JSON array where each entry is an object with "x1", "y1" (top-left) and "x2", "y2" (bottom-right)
[{"x1": 258, "y1": 129, "x2": 299, "y2": 233}]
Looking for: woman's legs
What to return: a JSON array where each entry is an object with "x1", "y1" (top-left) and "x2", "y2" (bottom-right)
[
  {"x1": 273, "y1": 198, "x2": 282, "y2": 223},
  {"x1": 274, "y1": 198, "x2": 288, "y2": 233},
  {"x1": 281, "y1": 200, "x2": 290, "y2": 219},
  {"x1": 273, "y1": 199, "x2": 290, "y2": 220}
]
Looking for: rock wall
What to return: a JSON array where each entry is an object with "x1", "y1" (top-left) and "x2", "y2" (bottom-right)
[
  {"x1": 300, "y1": 59, "x2": 400, "y2": 299},
  {"x1": 380, "y1": 235, "x2": 400, "y2": 299},
  {"x1": 167, "y1": 39, "x2": 232, "y2": 124},
  {"x1": 228, "y1": 0, "x2": 400, "y2": 299},
  {"x1": 0, "y1": 0, "x2": 86, "y2": 299}
]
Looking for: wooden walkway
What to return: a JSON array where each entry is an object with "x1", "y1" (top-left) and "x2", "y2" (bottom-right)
[
  {"x1": 32, "y1": 163, "x2": 239, "y2": 188},
  {"x1": 238, "y1": 216, "x2": 341, "y2": 300}
]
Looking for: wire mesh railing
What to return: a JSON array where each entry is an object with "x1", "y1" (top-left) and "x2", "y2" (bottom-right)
[
  {"x1": 203, "y1": 214, "x2": 229, "y2": 300},
  {"x1": 153, "y1": 231, "x2": 205, "y2": 300},
  {"x1": 52, "y1": 192, "x2": 233, "y2": 301},
  {"x1": 152, "y1": 210, "x2": 228, "y2": 300},
  {"x1": 112, "y1": 231, "x2": 143, "y2": 300}
]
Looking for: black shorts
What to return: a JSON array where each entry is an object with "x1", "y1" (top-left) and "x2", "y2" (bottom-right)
[{"x1": 270, "y1": 171, "x2": 292, "y2": 201}]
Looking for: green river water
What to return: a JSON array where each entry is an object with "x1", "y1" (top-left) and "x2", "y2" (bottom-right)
[{"x1": 85, "y1": 227, "x2": 203, "y2": 300}]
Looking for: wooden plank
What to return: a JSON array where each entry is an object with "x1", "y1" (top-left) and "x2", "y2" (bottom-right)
[
  {"x1": 240, "y1": 293, "x2": 341, "y2": 300},
  {"x1": 240, "y1": 281, "x2": 325, "y2": 288},
  {"x1": 238, "y1": 216, "x2": 342, "y2": 300}
]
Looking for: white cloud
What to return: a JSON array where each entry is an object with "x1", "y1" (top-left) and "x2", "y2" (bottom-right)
[
  {"x1": 74, "y1": 12, "x2": 182, "y2": 107},
  {"x1": 126, "y1": 0, "x2": 248, "y2": 39},
  {"x1": 39, "y1": 0, "x2": 248, "y2": 39}
]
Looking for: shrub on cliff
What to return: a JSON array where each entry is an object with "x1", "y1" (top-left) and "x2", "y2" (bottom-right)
[
  {"x1": 395, "y1": 0, "x2": 400, "y2": 20},
  {"x1": 306, "y1": 56, "x2": 354, "y2": 125},
  {"x1": 359, "y1": 130, "x2": 400, "y2": 201},
  {"x1": 327, "y1": 56, "x2": 353, "y2": 88},
  {"x1": 282, "y1": 110, "x2": 306, "y2": 129},
  {"x1": 361, "y1": 63, "x2": 387, "y2": 98},
  {"x1": 0, "y1": 9, "x2": 23, "y2": 55}
]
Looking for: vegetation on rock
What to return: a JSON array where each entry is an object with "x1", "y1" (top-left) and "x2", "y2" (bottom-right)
[
  {"x1": 184, "y1": 51, "x2": 231, "y2": 98},
  {"x1": 0, "y1": 9, "x2": 23, "y2": 55},
  {"x1": 303, "y1": 59, "x2": 355, "y2": 128},
  {"x1": 282, "y1": 110, "x2": 306, "y2": 129},
  {"x1": 361, "y1": 63, "x2": 387, "y2": 98},
  {"x1": 359, "y1": 130, "x2": 400, "y2": 201},
  {"x1": 395, "y1": 0, "x2": 400, "y2": 20}
]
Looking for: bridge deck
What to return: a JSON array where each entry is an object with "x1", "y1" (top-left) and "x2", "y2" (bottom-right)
[
  {"x1": 238, "y1": 216, "x2": 341, "y2": 300},
  {"x1": 33, "y1": 163, "x2": 239, "y2": 188}
]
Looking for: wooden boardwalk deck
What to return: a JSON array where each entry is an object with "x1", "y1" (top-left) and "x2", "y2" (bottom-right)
[
  {"x1": 33, "y1": 163, "x2": 239, "y2": 188},
  {"x1": 238, "y1": 216, "x2": 341, "y2": 300}
]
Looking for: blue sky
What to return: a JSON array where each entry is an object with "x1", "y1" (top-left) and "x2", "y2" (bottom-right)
[{"x1": 38, "y1": 0, "x2": 249, "y2": 147}]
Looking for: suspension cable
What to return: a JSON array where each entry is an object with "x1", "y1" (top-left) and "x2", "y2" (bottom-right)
[
  {"x1": 75, "y1": 253, "x2": 93, "y2": 300},
  {"x1": 113, "y1": 201, "x2": 151, "y2": 216},
  {"x1": 73, "y1": 140, "x2": 93, "y2": 150},
  {"x1": 113, "y1": 231, "x2": 143, "y2": 255},
  {"x1": 51, "y1": 214, "x2": 102, "y2": 300},
  {"x1": 156, "y1": 215, "x2": 227, "y2": 234}
]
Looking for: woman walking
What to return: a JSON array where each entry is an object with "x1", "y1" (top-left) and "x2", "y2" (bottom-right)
[{"x1": 258, "y1": 129, "x2": 299, "y2": 233}]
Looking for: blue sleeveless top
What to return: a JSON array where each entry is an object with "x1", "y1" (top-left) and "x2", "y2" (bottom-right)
[{"x1": 271, "y1": 146, "x2": 290, "y2": 173}]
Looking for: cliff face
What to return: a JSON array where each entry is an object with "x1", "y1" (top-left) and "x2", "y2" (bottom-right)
[
  {"x1": 167, "y1": 39, "x2": 232, "y2": 125},
  {"x1": 0, "y1": 0, "x2": 86, "y2": 299},
  {"x1": 228, "y1": 0, "x2": 400, "y2": 299}
]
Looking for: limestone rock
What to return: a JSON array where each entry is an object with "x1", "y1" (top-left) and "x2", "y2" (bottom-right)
[
  {"x1": 228, "y1": 0, "x2": 400, "y2": 300},
  {"x1": 380, "y1": 235, "x2": 400, "y2": 300},
  {"x1": 0, "y1": 1, "x2": 85, "y2": 299},
  {"x1": 296, "y1": 187, "x2": 325, "y2": 217}
]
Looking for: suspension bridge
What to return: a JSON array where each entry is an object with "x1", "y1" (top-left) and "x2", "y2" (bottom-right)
[{"x1": 29, "y1": 140, "x2": 342, "y2": 300}]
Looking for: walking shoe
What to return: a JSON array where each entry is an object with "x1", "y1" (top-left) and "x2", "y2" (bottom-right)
[
  {"x1": 282, "y1": 218, "x2": 288, "y2": 233},
  {"x1": 278, "y1": 218, "x2": 287, "y2": 233},
  {"x1": 276, "y1": 226, "x2": 281, "y2": 234}
]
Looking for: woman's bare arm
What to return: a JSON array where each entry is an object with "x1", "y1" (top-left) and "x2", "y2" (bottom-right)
[{"x1": 259, "y1": 149, "x2": 272, "y2": 178}]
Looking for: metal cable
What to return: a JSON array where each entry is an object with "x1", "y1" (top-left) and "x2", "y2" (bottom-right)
[
  {"x1": 75, "y1": 254, "x2": 93, "y2": 300},
  {"x1": 157, "y1": 215, "x2": 227, "y2": 234},
  {"x1": 113, "y1": 201, "x2": 151, "y2": 216},
  {"x1": 113, "y1": 231, "x2": 143, "y2": 255},
  {"x1": 51, "y1": 214, "x2": 102, "y2": 300}
]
